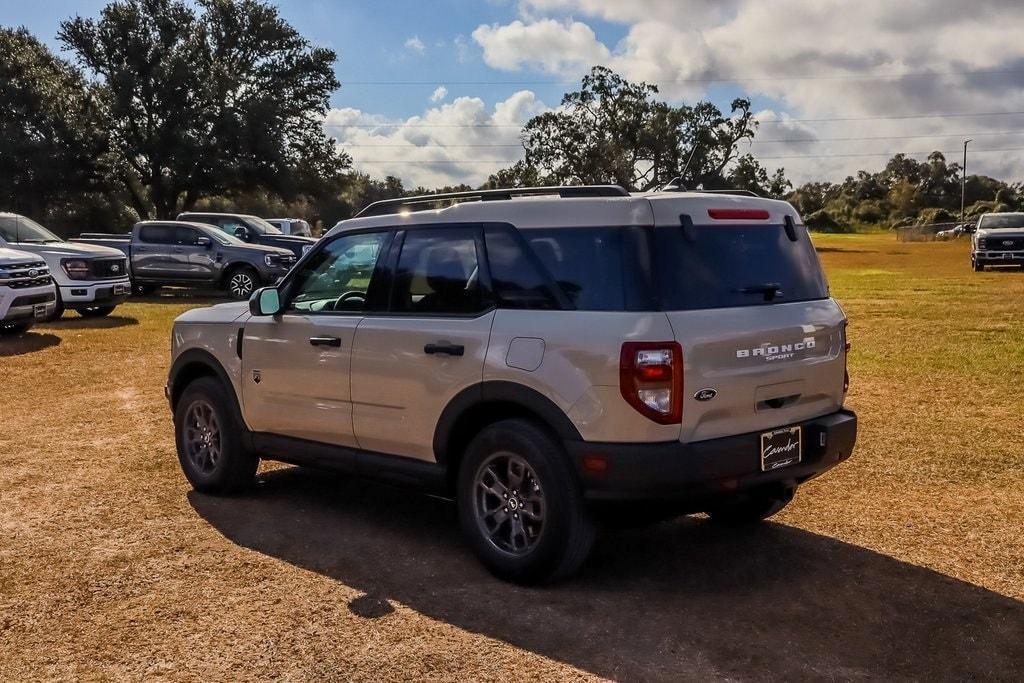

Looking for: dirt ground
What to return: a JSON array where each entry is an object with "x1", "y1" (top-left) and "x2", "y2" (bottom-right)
[{"x1": 1, "y1": 233, "x2": 1022, "y2": 681}]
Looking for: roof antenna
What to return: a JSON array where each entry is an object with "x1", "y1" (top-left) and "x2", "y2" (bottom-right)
[{"x1": 661, "y1": 144, "x2": 699, "y2": 192}]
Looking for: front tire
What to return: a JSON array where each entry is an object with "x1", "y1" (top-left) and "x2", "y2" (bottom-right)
[
  {"x1": 78, "y1": 305, "x2": 116, "y2": 318},
  {"x1": 225, "y1": 266, "x2": 259, "y2": 300},
  {"x1": 457, "y1": 419, "x2": 595, "y2": 584},
  {"x1": 174, "y1": 377, "x2": 258, "y2": 494},
  {"x1": 973, "y1": 259, "x2": 985, "y2": 272}
]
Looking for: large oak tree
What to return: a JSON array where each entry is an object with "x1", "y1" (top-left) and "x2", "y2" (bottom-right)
[{"x1": 59, "y1": 0, "x2": 349, "y2": 219}]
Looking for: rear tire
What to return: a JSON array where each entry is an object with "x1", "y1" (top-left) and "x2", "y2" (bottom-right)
[
  {"x1": 707, "y1": 485, "x2": 795, "y2": 525},
  {"x1": 78, "y1": 305, "x2": 116, "y2": 318},
  {"x1": 0, "y1": 322, "x2": 32, "y2": 336},
  {"x1": 174, "y1": 377, "x2": 258, "y2": 494},
  {"x1": 48, "y1": 288, "x2": 65, "y2": 321},
  {"x1": 225, "y1": 265, "x2": 259, "y2": 300},
  {"x1": 457, "y1": 418, "x2": 595, "y2": 584}
]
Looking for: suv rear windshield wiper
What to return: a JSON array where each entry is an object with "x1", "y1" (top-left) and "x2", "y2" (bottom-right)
[{"x1": 735, "y1": 283, "x2": 783, "y2": 302}]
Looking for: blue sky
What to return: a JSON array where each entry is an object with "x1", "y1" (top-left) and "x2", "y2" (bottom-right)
[{"x1": 3, "y1": 0, "x2": 1022, "y2": 187}]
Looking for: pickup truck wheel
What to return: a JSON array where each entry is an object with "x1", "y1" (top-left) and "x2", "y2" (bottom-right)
[
  {"x1": 707, "y1": 485, "x2": 795, "y2": 525},
  {"x1": 174, "y1": 377, "x2": 258, "y2": 494},
  {"x1": 78, "y1": 305, "x2": 116, "y2": 318},
  {"x1": 0, "y1": 322, "x2": 32, "y2": 336},
  {"x1": 225, "y1": 266, "x2": 258, "y2": 300},
  {"x1": 972, "y1": 259, "x2": 985, "y2": 272},
  {"x1": 457, "y1": 418, "x2": 595, "y2": 584}
]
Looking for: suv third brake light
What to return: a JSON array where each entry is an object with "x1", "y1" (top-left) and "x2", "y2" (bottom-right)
[
  {"x1": 707, "y1": 208, "x2": 770, "y2": 220},
  {"x1": 620, "y1": 341, "x2": 683, "y2": 424}
]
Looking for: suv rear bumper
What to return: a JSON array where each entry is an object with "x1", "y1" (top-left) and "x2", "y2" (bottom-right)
[{"x1": 566, "y1": 409, "x2": 856, "y2": 502}]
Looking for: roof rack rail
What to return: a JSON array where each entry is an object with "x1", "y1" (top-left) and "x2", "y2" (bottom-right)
[{"x1": 354, "y1": 184, "x2": 630, "y2": 218}]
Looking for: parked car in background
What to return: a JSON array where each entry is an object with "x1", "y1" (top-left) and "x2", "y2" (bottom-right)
[
  {"x1": 166, "y1": 185, "x2": 856, "y2": 583},
  {"x1": 971, "y1": 212, "x2": 1024, "y2": 271},
  {"x1": 0, "y1": 213, "x2": 130, "y2": 319},
  {"x1": 936, "y1": 222, "x2": 975, "y2": 241},
  {"x1": 176, "y1": 212, "x2": 315, "y2": 258},
  {"x1": 0, "y1": 247, "x2": 57, "y2": 335},
  {"x1": 75, "y1": 221, "x2": 296, "y2": 300},
  {"x1": 266, "y1": 218, "x2": 313, "y2": 237}
]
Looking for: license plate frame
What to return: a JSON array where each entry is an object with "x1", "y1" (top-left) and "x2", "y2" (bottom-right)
[
  {"x1": 33, "y1": 304, "x2": 48, "y2": 320},
  {"x1": 113, "y1": 283, "x2": 130, "y2": 296},
  {"x1": 760, "y1": 426, "x2": 802, "y2": 472}
]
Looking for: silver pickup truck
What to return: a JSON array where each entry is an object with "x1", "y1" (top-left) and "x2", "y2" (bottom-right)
[
  {"x1": 0, "y1": 213, "x2": 130, "y2": 319},
  {"x1": 0, "y1": 247, "x2": 57, "y2": 335},
  {"x1": 75, "y1": 221, "x2": 297, "y2": 299}
]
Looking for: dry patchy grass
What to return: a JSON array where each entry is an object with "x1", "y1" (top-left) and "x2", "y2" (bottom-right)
[{"x1": 0, "y1": 238, "x2": 1021, "y2": 681}]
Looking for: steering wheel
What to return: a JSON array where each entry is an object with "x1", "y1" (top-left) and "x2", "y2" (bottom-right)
[{"x1": 331, "y1": 290, "x2": 366, "y2": 309}]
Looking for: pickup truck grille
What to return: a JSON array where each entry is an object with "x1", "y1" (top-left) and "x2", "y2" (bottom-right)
[
  {"x1": 90, "y1": 257, "x2": 129, "y2": 279},
  {"x1": 0, "y1": 261, "x2": 52, "y2": 289}
]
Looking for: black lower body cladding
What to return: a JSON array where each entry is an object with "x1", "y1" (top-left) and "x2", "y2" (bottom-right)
[{"x1": 566, "y1": 410, "x2": 857, "y2": 502}]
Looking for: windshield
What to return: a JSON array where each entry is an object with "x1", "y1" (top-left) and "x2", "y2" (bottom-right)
[
  {"x1": 979, "y1": 214, "x2": 1024, "y2": 230},
  {"x1": 0, "y1": 215, "x2": 63, "y2": 243},
  {"x1": 207, "y1": 230, "x2": 246, "y2": 246},
  {"x1": 243, "y1": 215, "x2": 284, "y2": 235}
]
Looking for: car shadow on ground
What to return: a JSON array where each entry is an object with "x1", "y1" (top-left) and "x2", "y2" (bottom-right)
[
  {"x1": 42, "y1": 315, "x2": 138, "y2": 330},
  {"x1": 0, "y1": 331, "x2": 60, "y2": 356},
  {"x1": 190, "y1": 468, "x2": 1024, "y2": 681}
]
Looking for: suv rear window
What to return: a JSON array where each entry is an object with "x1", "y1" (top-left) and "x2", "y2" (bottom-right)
[{"x1": 654, "y1": 224, "x2": 828, "y2": 310}]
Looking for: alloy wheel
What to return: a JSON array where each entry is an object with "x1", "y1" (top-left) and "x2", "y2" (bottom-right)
[
  {"x1": 183, "y1": 399, "x2": 222, "y2": 474},
  {"x1": 473, "y1": 451, "x2": 546, "y2": 555}
]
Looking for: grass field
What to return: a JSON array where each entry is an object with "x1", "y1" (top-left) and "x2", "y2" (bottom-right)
[{"x1": 1, "y1": 233, "x2": 1022, "y2": 681}]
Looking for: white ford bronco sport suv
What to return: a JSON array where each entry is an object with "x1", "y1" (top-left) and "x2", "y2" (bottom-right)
[{"x1": 168, "y1": 186, "x2": 856, "y2": 583}]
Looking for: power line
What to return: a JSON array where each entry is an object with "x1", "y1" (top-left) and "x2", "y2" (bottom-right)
[
  {"x1": 347, "y1": 147, "x2": 1024, "y2": 164},
  {"x1": 339, "y1": 67, "x2": 1024, "y2": 86},
  {"x1": 323, "y1": 110, "x2": 1024, "y2": 129},
  {"x1": 338, "y1": 131, "x2": 1024, "y2": 148}
]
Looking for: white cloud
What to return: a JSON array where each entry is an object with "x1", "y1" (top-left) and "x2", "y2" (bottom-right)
[
  {"x1": 324, "y1": 91, "x2": 549, "y2": 188},
  {"x1": 430, "y1": 86, "x2": 448, "y2": 103},
  {"x1": 467, "y1": 0, "x2": 1024, "y2": 182},
  {"x1": 404, "y1": 36, "x2": 426, "y2": 55},
  {"x1": 472, "y1": 19, "x2": 609, "y2": 74}
]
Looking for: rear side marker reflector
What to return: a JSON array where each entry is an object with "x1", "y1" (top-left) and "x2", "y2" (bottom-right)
[{"x1": 707, "y1": 208, "x2": 770, "y2": 220}]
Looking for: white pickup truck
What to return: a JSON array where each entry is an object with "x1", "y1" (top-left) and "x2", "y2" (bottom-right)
[
  {"x1": 0, "y1": 213, "x2": 131, "y2": 319},
  {"x1": 0, "y1": 247, "x2": 57, "y2": 335}
]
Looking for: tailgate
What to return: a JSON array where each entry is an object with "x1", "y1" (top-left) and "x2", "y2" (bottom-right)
[{"x1": 667, "y1": 300, "x2": 847, "y2": 443}]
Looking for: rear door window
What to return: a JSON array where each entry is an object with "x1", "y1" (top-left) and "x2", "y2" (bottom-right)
[
  {"x1": 139, "y1": 225, "x2": 174, "y2": 244},
  {"x1": 391, "y1": 227, "x2": 488, "y2": 315},
  {"x1": 483, "y1": 226, "x2": 559, "y2": 310},
  {"x1": 654, "y1": 224, "x2": 828, "y2": 310}
]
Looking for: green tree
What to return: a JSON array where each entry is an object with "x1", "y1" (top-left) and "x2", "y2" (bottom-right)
[
  {"x1": 727, "y1": 154, "x2": 791, "y2": 198},
  {"x1": 59, "y1": 0, "x2": 349, "y2": 219},
  {"x1": 0, "y1": 28, "x2": 107, "y2": 218},
  {"x1": 499, "y1": 66, "x2": 756, "y2": 191}
]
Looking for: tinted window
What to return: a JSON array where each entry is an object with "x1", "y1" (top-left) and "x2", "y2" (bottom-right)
[
  {"x1": 979, "y1": 214, "x2": 1024, "y2": 229},
  {"x1": 287, "y1": 232, "x2": 388, "y2": 313},
  {"x1": 518, "y1": 227, "x2": 651, "y2": 311},
  {"x1": 655, "y1": 224, "x2": 828, "y2": 310},
  {"x1": 392, "y1": 228, "x2": 486, "y2": 315},
  {"x1": 484, "y1": 226, "x2": 558, "y2": 310},
  {"x1": 174, "y1": 227, "x2": 202, "y2": 245},
  {"x1": 139, "y1": 225, "x2": 175, "y2": 244}
]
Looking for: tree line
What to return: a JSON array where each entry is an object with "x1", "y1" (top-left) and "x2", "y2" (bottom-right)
[{"x1": 2, "y1": 0, "x2": 1021, "y2": 236}]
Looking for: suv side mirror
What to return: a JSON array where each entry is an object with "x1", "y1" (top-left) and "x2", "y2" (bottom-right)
[
  {"x1": 233, "y1": 227, "x2": 249, "y2": 241},
  {"x1": 196, "y1": 236, "x2": 212, "y2": 248},
  {"x1": 249, "y1": 287, "x2": 281, "y2": 316}
]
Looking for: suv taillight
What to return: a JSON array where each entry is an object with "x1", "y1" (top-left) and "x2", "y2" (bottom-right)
[{"x1": 619, "y1": 341, "x2": 683, "y2": 424}]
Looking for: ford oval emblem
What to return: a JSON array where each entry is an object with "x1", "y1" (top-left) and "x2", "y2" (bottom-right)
[
  {"x1": 28, "y1": 269, "x2": 38, "y2": 277},
  {"x1": 1003, "y1": 240, "x2": 1014, "y2": 246},
  {"x1": 694, "y1": 388, "x2": 717, "y2": 402},
  {"x1": 112, "y1": 264, "x2": 120, "y2": 272}
]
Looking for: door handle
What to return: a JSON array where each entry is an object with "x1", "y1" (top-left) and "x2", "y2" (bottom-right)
[
  {"x1": 424, "y1": 341, "x2": 465, "y2": 357},
  {"x1": 309, "y1": 336, "x2": 342, "y2": 348}
]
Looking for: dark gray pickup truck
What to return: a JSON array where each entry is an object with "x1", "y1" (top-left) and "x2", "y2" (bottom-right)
[{"x1": 75, "y1": 221, "x2": 297, "y2": 299}]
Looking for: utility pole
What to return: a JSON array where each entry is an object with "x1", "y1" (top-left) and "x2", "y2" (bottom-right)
[{"x1": 961, "y1": 138, "x2": 972, "y2": 224}]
